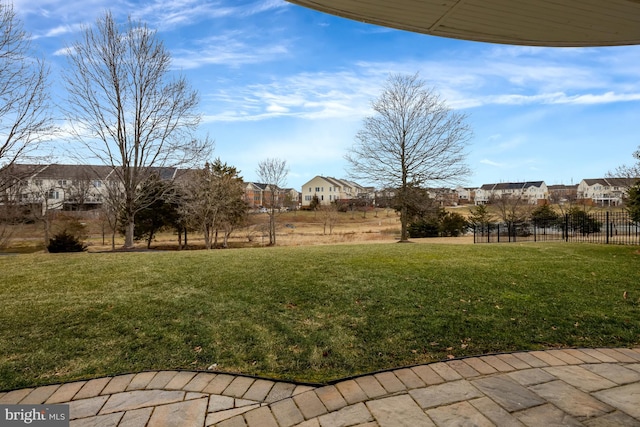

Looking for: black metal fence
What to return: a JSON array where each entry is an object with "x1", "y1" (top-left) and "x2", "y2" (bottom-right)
[{"x1": 474, "y1": 211, "x2": 640, "y2": 245}]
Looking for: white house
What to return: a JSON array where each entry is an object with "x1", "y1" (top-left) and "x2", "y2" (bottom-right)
[
  {"x1": 300, "y1": 176, "x2": 366, "y2": 207},
  {"x1": 577, "y1": 178, "x2": 636, "y2": 206},
  {"x1": 475, "y1": 181, "x2": 548, "y2": 205}
]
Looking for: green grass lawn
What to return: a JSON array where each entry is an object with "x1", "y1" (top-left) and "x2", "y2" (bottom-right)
[{"x1": 1, "y1": 242, "x2": 639, "y2": 390}]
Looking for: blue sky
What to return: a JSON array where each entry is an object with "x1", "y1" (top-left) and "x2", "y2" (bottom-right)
[{"x1": 13, "y1": 0, "x2": 640, "y2": 191}]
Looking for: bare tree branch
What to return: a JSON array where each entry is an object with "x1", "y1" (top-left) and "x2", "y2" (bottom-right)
[{"x1": 0, "y1": 1, "x2": 53, "y2": 191}]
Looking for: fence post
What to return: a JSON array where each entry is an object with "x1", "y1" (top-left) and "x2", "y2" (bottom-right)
[
  {"x1": 564, "y1": 214, "x2": 569, "y2": 242},
  {"x1": 606, "y1": 211, "x2": 609, "y2": 244}
]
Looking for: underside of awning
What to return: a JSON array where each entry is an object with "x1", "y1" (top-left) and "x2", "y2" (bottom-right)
[{"x1": 286, "y1": 0, "x2": 640, "y2": 47}]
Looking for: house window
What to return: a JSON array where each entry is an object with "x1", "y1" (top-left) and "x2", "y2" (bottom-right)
[
  {"x1": 93, "y1": 180, "x2": 102, "y2": 188},
  {"x1": 308, "y1": 187, "x2": 311, "y2": 192},
  {"x1": 48, "y1": 190, "x2": 59, "y2": 199},
  {"x1": 58, "y1": 180, "x2": 67, "y2": 186},
  {"x1": 315, "y1": 187, "x2": 320, "y2": 192}
]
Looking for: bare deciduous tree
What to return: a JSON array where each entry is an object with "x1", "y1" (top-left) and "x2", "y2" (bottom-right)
[
  {"x1": 63, "y1": 11, "x2": 209, "y2": 249},
  {"x1": 318, "y1": 203, "x2": 339, "y2": 235},
  {"x1": 608, "y1": 147, "x2": 640, "y2": 182},
  {"x1": 345, "y1": 73, "x2": 471, "y2": 241},
  {"x1": 183, "y1": 160, "x2": 246, "y2": 249},
  {"x1": 256, "y1": 158, "x2": 288, "y2": 246},
  {"x1": 490, "y1": 193, "x2": 532, "y2": 235},
  {"x1": 0, "y1": 2, "x2": 52, "y2": 190}
]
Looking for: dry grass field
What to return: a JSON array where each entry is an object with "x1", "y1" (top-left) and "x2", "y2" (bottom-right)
[{"x1": 1, "y1": 207, "x2": 475, "y2": 253}]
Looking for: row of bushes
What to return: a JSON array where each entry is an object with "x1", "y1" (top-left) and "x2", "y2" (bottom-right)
[{"x1": 408, "y1": 211, "x2": 468, "y2": 238}]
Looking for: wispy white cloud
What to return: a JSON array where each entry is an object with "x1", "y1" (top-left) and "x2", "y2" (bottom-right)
[
  {"x1": 203, "y1": 69, "x2": 385, "y2": 122},
  {"x1": 480, "y1": 159, "x2": 505, "y2": 167},
  {"x1": 172, "y1": 32, "x2": 289, "y2": 69}
]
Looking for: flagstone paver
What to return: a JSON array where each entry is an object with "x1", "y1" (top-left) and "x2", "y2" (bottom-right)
[
  {"x1": 447, "y1": 360, "x2": 481, "y2": 378},
  {"x1": 582, "y1": 410, "x2": 640, "y2": 427},
  {"x1": 0, "y1": 388, "x2": 33, "y2": 404},
  {"x1": 69, "y1": 395, "x2": 109, "y2": 419},
  {"x1": 580, "y1": 348, "x2": 620, "y2": 363},
  {"x1": 507, "y1": 368, "x2": 556, "y2": 386},
  {"x1": 293, "y1": 390, "x2": 327, "y2": 419},
  {"x1": 471, "y1": 375, "x2": 545, "y2": 412},
  {"x1": 242, "y1": 379, "x2": 275, "y2": 402},
  {"x1": 183, "y1": 372, "x2": 217, "y2": 392},
  {"x1": 410, "y1": 364, "x2": 446, "y2": 385},
  {"x1": 118, "y1": 407, "x2": 153, "y2": 427},
  {"x1": 514, "y1": 403, "x2": 583, "y2": 426},
  {"x1": 593, "y1": 382, "x2": 640, "y2": 418},
  {"x1": 315, "y1": 386, "x2": 348, "y2": 412},
  {"x1": 426, "y1": 401, "x2": 494, "y2": 427},
  {"x1": 409, "y1": 380, "x2": 483, "y2": 409},
  {"x1": 462, "y1": 357, "x2": 498, "y2": 375},
  {"x1": 372, "y1": 372, "x2": 405, "y2": 394},
  {"x1": 126, "y1": 372, "x2": 157, "y2": 391},
  {"x1": 4, "y1": 348, "x2": 640, "y2": 427},
  {"x1": 223, "y1": 377, "x2": 255, "y2": 398},
  {"x1": 495, "y1": 353, "x2": 532, "y2": 370},
  {"x1": 270, "y1": 397, "x2": 305, "y2": 427},
  {"x1": 354, "y1": 376, "x2": 386, "y2": 399},
  {"x1": 512, "y1": 351, "x2": 549, "y2": 368},
  {"x1": 316, "y1": 402, "x2": 373, "y2": 427},
  {"x1": 100, "y1": 390, "x2": 185, "y2": 414},
  {"x1": 481, "y1": 355, "x2": 516, "y2": 372},
  {"x1": 20, "y1": 384, "x2": 59, "y2": 404},
  {"x1": 47, "y1": 382, "x2": 87, "y2": 403},
  {"x1": 164, "y1": 372, "x2": 197, "y2": 390},
  {"x1": 393, "y1": 368, "x2": 426, "y2": 388},
  {"x1": 101, "y1": 374, "x2": 136, "y2": 395},
  {"x1": 543, "y1": 365, "x2": 618, "y2": 392},
  {"x1": 147, "y1": 397, "x2": 208, "y2": 427},
  {"x1": 468, "y1": 397, "x2": 525, "y2": 426},
  {"x1": 366, "y1": 394, "x2": 434, "y2": 427},
  {"x1": 264, "y1": 382, "x2": 297, "y2": 403},
  {"x1": 529, "y1": 380, "x2": 613, "y2": 418},
  {"x1": 582, "y1": 363, "x2": 640, "y2": 385},
  {"x1": 335, "y1": 380, "x2": 367, "y2": 404},
  {"x1": 146, "y1": 371, "x2": 179, "y2": 390},
  {"x1": 74, "y1": 377, "x2": 111, "y2": 400}
]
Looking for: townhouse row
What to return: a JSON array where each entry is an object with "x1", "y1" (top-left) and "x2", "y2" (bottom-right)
[
  {"x1": 1, "y1": 165, "x2": 637, "y2": 214},
  {"x1": 302, "y1": 176, "x2": 639, "y2": 208},
  {"x1": 0, "y1": 164, "x2": 299, "y2": 214}
]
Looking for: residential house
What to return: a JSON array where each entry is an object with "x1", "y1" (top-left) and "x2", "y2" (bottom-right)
[
  {"x1": 1, "y1": 164, "x2": 120, "y2": 214},
  {"x1": 243, "y1": 183, "x2": 298, "y2": 210},
  {"x1": 301, "y1": 176, "x2": 366, "y2": 207},
  {"x1": 1, "y1": 164, "x2": 188, "y2": 215},
  {"x1": 427, "y1": 187, "x2": 459, "y2": 207},
  {"x1": 547, "y1": 184, "x2": 578, "y2": 205},
  {"x1": 455, "y1": 187, "x2": 476, "y2": 205},
  {"x1": 577, "y1": 178, "x2": 637, "y2": 206},
  {"x1": 475, "y1": 181, "x2": 548, "y2": 205}
]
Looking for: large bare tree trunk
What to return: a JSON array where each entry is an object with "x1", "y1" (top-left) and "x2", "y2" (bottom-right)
[{"x1": 125, "y1": 220, "x2": 135, "y2": 249}]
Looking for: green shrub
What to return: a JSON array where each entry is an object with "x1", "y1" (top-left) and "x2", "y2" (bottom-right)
[
  {"x1": 408, "y1": 218, "x2": 440, "y2": 238},
  {"x1": 47, "y1": 231, "x2": 86, "y2": 253}
]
